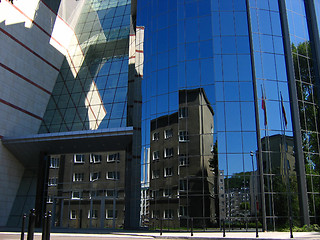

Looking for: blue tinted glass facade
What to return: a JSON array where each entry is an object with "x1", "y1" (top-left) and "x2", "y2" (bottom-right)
[{"x1": 139, "y1": 0, "x2": 320, "y2": 231}]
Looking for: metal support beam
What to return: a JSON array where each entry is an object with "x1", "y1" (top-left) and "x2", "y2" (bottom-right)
[{"x1": 278, "y1": 0, "x2": 310, "y2": 226}]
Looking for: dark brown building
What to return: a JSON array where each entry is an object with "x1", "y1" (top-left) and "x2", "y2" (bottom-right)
[
  {"x1": 149, "y1": 88, "x2": 217, "y2": 228},
  {"x1": 46, "y1": 151, "x2": 126, "y2": 229}
]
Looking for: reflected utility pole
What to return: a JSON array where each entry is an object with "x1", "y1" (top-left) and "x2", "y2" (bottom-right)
[{"x1": 250, "y1": 151, "x2": 258, "y2": 237}]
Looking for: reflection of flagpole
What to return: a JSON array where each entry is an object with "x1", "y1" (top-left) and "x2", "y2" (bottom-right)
[
  {"x1": 280, "y1": 91, "x2": 293, "y2": 234},
  {"x1": 261, "y1": 85, "x2": 275, "y2": 229}
]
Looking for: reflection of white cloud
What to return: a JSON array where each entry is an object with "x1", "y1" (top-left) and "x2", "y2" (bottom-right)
[
  {"x1": 85, "y1": 81, "x2": 107, "y2": 130},
  {"x1": 0, "y1": 0, "x2": 40, "y2": 28},
  {"x1": 80, "y1": 32, "x2": 107, "y2": 49},
  {"x1": 91, "y1": 0, "x2": 129, "y2": 11}
]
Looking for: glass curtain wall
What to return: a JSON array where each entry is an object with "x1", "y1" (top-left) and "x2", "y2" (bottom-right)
[
  {"x1": 139, "y1": 0, "x2": 320, "y2": 231},
  {"x1": 286, "y1": 0, "x2": 320, "y2": 224},
  {"x1": 249, "y1": 0, "x2": 299, "y2": 229},
  {"x1": 139, "y1": 0, "x2": 263, "y2": 230}
]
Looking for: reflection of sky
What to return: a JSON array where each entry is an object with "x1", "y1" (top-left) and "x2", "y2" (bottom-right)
[
  {"x1": 315, "y1": 1, "x2": 320, "y2": 41},
  {"x1": 139, "y1": 0, "x2": 296, "y2": 178},
  {"x1": 92, "y1": 57, "x2": 128, "y2": 129},
  {"x1": 40, "y1": 0, "x2": 130, "y2": 132}
]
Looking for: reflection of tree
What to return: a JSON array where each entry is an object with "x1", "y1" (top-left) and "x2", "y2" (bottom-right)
[
  {"x1": 227, "y1": 172, "x2": 251, "y2": 189},
  {"x1": 209, "y1": 140, "x2": 218, "y2": 172},
  {"x1": 262, "y1": 135, "x2": 300, "y2": 228},
  {"x1": 292, "y1": 41, "x2": 320, "y2": 222},
  {"x1": 209, "y1": 140, "x2": 219, "y2": 222}
]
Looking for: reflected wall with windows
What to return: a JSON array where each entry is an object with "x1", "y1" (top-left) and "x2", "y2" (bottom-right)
[
  {"x1": 139, "y1": 0, "x2": 320, "y2": 230},
  {"x1": 46, "y1": 152, "x2": 125, "y2": 229}
]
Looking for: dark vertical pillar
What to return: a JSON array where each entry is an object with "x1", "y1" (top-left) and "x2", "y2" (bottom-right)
[
  {"x1": 277, "y1": 0, "x2": 310, "y2": 226},
  {"x1": 124, "y1": 0, "x2": 142, "y2": 229},
  {"x1": 46, "y1": 211, "x2": 51, "y2": 240},
  {"x1": 304, "y1": 0, "x2": 320, "y2": 108},
  {"x1": 245, "y1": 0, "x2": 267, "y2": 231},
  {"x1": 100, "y1": 197, "x2": 105, "y2": 228},
  {"x1": 35, "y1": 153, "x2": 49, "y2": 227},
  {"x1": 27, "y1": 209, "x2": 36, "y2": 240},
  {"x1": 21, "y1": 213, "x2": 26, "y2": 240}
]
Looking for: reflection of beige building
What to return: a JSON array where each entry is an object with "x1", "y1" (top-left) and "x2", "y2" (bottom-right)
[
  {"x1": 149, "y1": 88, "x2": 216, "y2": 228},
  {"x1": 261, "y1": 135, "x2": 295, "y2": 178},
  {"x1": 46, "y1": 151, "x2": 126, "y2": 229}
]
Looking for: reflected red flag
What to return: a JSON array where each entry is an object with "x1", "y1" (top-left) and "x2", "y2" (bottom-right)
[
  {"x1": 281, "y1": 93, "x2": 288, "y2": 128},
  {"x1": 261, "y1": 85, "x2": 267, "y2": 126}
]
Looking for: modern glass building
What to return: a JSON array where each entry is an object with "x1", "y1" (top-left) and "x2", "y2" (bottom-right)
[
  {"x1": 138, "y1": 0, "x2": 320, "y2": 231},
  {"x1": 0, "y1": 0, "x2": 320, "y2": 232}
]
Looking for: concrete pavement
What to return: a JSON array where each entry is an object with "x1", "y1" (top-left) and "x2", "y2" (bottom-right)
[{"x1": 0, "y1": 230, "x2": 319, "y2": 240}]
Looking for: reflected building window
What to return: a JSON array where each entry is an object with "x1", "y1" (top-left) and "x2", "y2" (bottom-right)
[
  {"x1": 163, "y1": 188, "x2": 172, "y2": 197},
  {"x1": 106, "y1": 210, "x2": 117, "y2": 219},
  {"x1": 153, "y1": 151, "x2": 160, "y2": 160},
  {"x1": 71, "y1": 191, "x2": 82, "y2": 199},
  {"x1": 107, "y1": 153, "x2": 120, "y2": 162},
  {"x1": 90, "y1": 154, "x2": 102, "y2": 163},
  {"x1": 47, "y1": 196, "x2": 53, "y2": 204},
  {"x1": 48, "y1": 178, "x2": 57, "y2": 186},
  {"x1": 179, "y1": 155, "x2": 189, "y2": 166},
  {"x1": 89, "y1": 190, "x2": 103, "y2": 199},
  {"x1": 179, "y1": 206, "x2": 188, "y2": 217},
  {"x1": 49, "y1": 156, "x2": 60, "y2": 168},
  {"x1": 90, "y1": 172, "x2": 100, "y2": 182},
  {"x1": 164, "y1": 148, "x2": 173, "y2": 158},
  {"x1": 74, "y1": 154, "x2": 85, "y2": 163},
  {"x1": 106, "y1": 189, "x2": 118, "y2": 198},
  {"x1": 70, "y1": 210, "x2": 76, "y2": 220},
  {"x1": 152, "y1": 132, "x2": 160, "y2": 141},
  {"x1": 152, "y1": 169, "x2": 160, "y2": 179},
  {"x1": 164, "y1": 167, "x2": 173, "y2": 177},
  {"x1": 73, "y1": 173, "x2": 84, "y2": 182},
  {"x1": 179, "y1": 107, "x2": 188, "y2": 118},
  {"x1": 152, "y1": 190, "x2": 160, "y2": 198},
  {"x1": 151, "y1": 210, "x2": 160, "y2": 219},
  {"x1": 106, "y1": 171, "x2": 120, "y2": 180},
  {"x1": 179, "y1": 131, "x2": 189, "y2": 142},
  {"x1": 164, "y1": 209, "x2": 174, "y2": 219},
  {"x1": 88, "y1": 210, "x2": 98, "y2": 219},
  {"x1": 164, "y1": 129, "x2": 173, "y2": 139},
  {"x1": 179, "y1": 179, "x2": 188, "y2": 191}
]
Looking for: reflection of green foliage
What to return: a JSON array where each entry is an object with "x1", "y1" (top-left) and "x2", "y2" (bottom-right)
[
  {"x1": 278, "y1": 224, "x2": 320, "y2": 232},
  {"x1": 240, "y1": 202, "x2": 250, "y2": 210},
  {"x1": 292, "y1": 42, "x2": 314, "y2": 84},
  {"x1": 227, "y1": 172, "x2": 251, "y2": 189},
  {"x1": 209, "y1": 140, "x2": 218, "y2": 174},
  {"x1": 292, "y1": 41, "x2": 320, "y2": 223},
  {"x1": 265, "y1": 172, "x2": 300, "y2": 228}
]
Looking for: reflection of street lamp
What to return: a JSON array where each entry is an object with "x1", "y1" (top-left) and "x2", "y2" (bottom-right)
[{"x1": 250, "y1": 151, "x2": 258, "y2": 238}]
